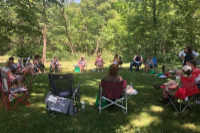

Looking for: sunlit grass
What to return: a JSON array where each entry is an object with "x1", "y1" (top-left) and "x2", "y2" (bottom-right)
[{"x1": 0, "y1": 55, "x2": 200, "y2": 132}]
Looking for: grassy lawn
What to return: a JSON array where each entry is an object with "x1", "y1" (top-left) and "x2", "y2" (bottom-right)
[{"x1": 0, "y1": 55, "x2": 200, "y2": 133}]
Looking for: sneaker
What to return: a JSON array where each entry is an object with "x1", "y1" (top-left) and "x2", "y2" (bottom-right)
[
  {"x1": 54, "y1": 71, "x2": 55, "y2": 74},
  {"x1": 102, "y1": 70, "x2": 103, "y2": 72},
  {"x1": 98, "y1": 70, "x2": 99, "y2": 72}
]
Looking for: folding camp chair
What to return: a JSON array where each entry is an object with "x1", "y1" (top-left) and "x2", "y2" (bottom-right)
[
  {"x1": 152, "y1": 57, "x2": 157, "y2": 70},
  {"x1": 99, "y1": 80, "x2": 128, "y2": 114},
  {"x1": 165, "y1": 76, "x2": 199, "y2": 114},
  {"x1": 1, "y1": 70, "x2": 32, "y2": 111},
  {"x1": 49, "y1": 73, "x2": 81, "y2": 106}
]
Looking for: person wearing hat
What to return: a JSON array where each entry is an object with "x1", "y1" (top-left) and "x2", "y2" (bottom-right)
[
  {"x1": 25, "y1": 57, "x2": 37, "y2": 76},
  {"x1": 155, "y1": 65, "x2": 193, "y2": 103}
]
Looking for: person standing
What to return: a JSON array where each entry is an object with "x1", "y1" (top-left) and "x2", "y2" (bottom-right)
[
  {"x1": 129, "y1": 53, "x2": 143, "y2": 71},
  {"x1": 179, "y1": 45, "x2": 199, "y2": 66}
]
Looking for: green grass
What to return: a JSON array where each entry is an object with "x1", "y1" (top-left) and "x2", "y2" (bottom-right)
[{"x1": 0, "y1": 56, "x2": 200, "y2": 133}]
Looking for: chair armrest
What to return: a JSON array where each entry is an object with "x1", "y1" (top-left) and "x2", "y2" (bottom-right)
[{"x1": 72, "y1": 82, "x2": 81, "y2": 99}]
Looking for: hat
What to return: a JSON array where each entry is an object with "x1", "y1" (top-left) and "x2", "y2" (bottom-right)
[
  {"x1": 182, "y1": 65, "x2": 192, "y2": 72},
  {"x1": 27, "y1": 57, "x2": 30, "y2": 60}
]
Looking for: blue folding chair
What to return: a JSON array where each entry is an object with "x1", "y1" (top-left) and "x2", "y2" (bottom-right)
[{"x1": 152, "y1": 57, "x2": 157, "y2": 70}]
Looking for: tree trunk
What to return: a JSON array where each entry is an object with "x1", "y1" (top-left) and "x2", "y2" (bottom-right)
[
  {"x1": 42, "y1": 0, "x2": 47, "y2": 63},
  {"x1": 59, "y1": 3, "x2": 76, "y2": 55},
  {"x1": 93, "y1": 40, "x2": 99, "y2": 55}
]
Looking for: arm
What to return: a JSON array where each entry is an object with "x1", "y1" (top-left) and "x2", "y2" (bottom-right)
[
  {"x1": 192, "y1": 51, "x2": 199, "y2": 58},
  {"x1": 179, "y1": 50, "x2": 185, "y2": 60},
  {"x1": 140, "y1": 56, "x2": 143, "y2": 63},
  {"x1": 133, "y1": 56, "x2": 136, "y2": 62},
  {"x1": 94, "y1": 58, "x2": 97, "y2": 64}
]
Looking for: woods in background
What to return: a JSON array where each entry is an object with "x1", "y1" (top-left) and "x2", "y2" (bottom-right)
[{"x1": 1, "y1": 0, "x2": 200, "y2": 62}]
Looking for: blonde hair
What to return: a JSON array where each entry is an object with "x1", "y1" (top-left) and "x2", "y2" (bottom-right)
[{"x1": 97, "y1": 53, "x2": 101, "y2": 57}]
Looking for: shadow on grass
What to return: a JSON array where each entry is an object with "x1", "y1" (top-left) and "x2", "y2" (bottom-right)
[{"x1": 0, "y1": 65, "x2": 200, "y2": 132}]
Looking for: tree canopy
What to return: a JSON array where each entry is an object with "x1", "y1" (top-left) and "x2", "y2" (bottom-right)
[{"x1": 1, "y1": 0, "x2": 200, "y2": 60}]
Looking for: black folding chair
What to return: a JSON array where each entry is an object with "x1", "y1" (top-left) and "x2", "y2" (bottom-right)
[{"x1": 48, "y1": 73, "x2": 80, "y2": 104}]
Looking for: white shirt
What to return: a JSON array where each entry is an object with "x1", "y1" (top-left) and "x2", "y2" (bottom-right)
[{"x1": 179, "y1": 50, "x2": 199, "y2": 57}]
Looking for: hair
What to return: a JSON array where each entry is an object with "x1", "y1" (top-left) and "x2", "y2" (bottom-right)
[
  {"x1": 182, "y1": 69, "x2": 192, "y2": 77},
  {"x1": 97, "y1": 53, "x2": 101, "y2": 57},
  {"x1": 186, "y1": 45, "x2": 192, "y2": 53},
  {"x1": 109, "y1": 64, "x2": 118, "y2": 77},
  {"x1": 54, "y1": 57, "x2": 56, "y2": 59},
  {"x1": 9, "y1": 57, "x2": 14, "y2": 61},
  {"x1": 115, "y1": 54, "x2": 118, "y2": 57},
  {"x1": 4, "y1": 61, "x2": 11, "y2": 68},
  {"x1": 188, "y1": 59, "x2": 197, "y2": 67},
  {"x1": 34, "y1": 54, "x2": 40, "y2": 59}
]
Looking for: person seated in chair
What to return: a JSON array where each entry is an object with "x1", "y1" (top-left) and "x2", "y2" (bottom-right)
[
  {"x1": 77, "y1": 55, "x2": 87, "y2": 73},
  {"x1": 3, "y1": 61, "x2": 23, "y2": 86},
  {"x1": 16, "y1": 58, "x2": 29, "y2": 79},
  {"x1": 113, "y1": 54, "x2": 120, "y2": 65},
  {"x1": 95, "y1": 53, "x2": 104, "y2": 72},
  {"x1": 51, "y1": 57, "x2": 60, "y2": 73},
  {"x1": 34, "y1": 55, "x2": 46, "y2": 73},
  {"x1": 103, "y1": 64, "x2": 122, "y2": 82},
  {"x1": 9, "y1": 57, "x2": 17, "y2": 74},
  {"x1": 144, "y1": 55, "x2": 154, "y2": 73},
  {"x1": 129, "y1": 53, "x2": 143, "y2": 71},
  {"x1": 25, "y1": 57, "x2": 37, "y2": 76},
  {"x1": 155, "y1": 65, "x2": 193, "y2": 104}
]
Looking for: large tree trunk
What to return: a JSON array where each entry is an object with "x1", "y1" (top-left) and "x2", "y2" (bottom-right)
[
  {"x1": 59, "y1": 3, "x2": 76, "y2": 55},
  {"x1": 42, "y1": 0, "x2": 47, "y2": 63}
]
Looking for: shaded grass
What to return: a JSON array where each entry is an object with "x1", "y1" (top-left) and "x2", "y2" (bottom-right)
[{"x1": 0, "y1": 56, "x2": 200, "y2": 133}]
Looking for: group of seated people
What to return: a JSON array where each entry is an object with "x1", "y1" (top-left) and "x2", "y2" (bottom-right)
[
  {"x1": 129, "y1": 53, "x2": 154, "y2": 73},
  {"x1": 0, "y1": 55, "x2": 47, "y2": 86},
  {"x1": 77, "y1": 54, "x2": 123, "y2": 73},
  {"x1": 154, "y1": 59, "x2": 200, "y2": 103}
]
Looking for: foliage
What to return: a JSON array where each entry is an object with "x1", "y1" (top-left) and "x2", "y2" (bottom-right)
[{"x1": 1, "y1": 0, "x2": 200, "y2": 58}]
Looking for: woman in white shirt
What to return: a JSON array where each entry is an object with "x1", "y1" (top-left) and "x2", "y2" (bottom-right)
[{"x1": 179, "y1": 45, "x2": 199, "y2": 66}]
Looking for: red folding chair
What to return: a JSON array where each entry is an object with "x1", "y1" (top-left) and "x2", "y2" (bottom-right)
[
  {"x1": 164, "y1": 76, "x2": 200, "y2": 114},
  {"x1": 99, "y1": 80, "x2": 127, "y2": 114},
  {"x1": 1, "y1": 70, "x2": 32, "y2": 111}
]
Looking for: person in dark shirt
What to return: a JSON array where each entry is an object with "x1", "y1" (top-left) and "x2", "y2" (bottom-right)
[{"x1": 129, "y1": 53, "x2": 143, "y2": 71}]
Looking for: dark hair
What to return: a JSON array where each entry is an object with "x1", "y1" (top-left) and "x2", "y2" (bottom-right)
[
  {"x1": 115, "y1": 54, "x2": 118, "y2": 57},
  {"x1": 188, "y1": 59, "x2": 197, "y2": 67},
  {"x1": 9, "y1": 57, "x2": 14, "y2": 61},
  {"x1": 4, "y1": 61, "x2": 11, "y2": 68},
  {"x1": 109, "y1": 64, "x2": 118, "y2": 77},
  {"x1": 184, "y1": 70, "x2": 192, "y2": 77},
  {"x1": 186, "y1": 45, "x2": 192, "y2": 53}
]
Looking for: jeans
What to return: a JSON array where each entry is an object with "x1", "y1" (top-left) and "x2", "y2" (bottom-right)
[{"x1": 130, "y1": 62, "x2": 140, "y2": 71}]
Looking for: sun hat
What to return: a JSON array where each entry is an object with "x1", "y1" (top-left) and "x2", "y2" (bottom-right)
[{"x1": 182, "y1": 65, "x2": 192, "y2": 72}]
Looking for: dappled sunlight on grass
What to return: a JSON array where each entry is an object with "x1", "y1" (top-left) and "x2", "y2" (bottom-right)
[
  {"x1": 182, "y1": 123, "x2": 200, "y2": 131},
  {"x1": 150, "y1": 105, "x2": 164, "y2": 112},
  {"x1": 0, "y1": 56, "x2": 200, "y2": 132},
  {"x1": 132, "y1": 112, "x2": 161, "y2": 127}
]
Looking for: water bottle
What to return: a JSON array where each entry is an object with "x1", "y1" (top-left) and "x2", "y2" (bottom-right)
[
  {"x1": 162, "y1": 65, "x2": 165, "y2": 73},
  {"x1": 81, "y1": 101, "x2": 85, "y2": 110},
  {"x1": 131, "y1": 82, "x2": 133, "y2": 87}
]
